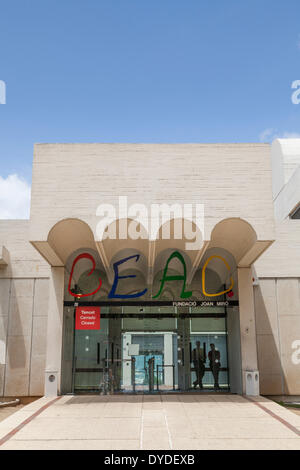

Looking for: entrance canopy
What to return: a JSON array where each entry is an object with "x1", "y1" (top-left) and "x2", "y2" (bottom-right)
[{"x1": 31, "y1": 216, "x2": 273, "y2": 288}]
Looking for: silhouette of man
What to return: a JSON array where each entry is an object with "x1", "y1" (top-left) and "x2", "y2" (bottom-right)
[
  {"x1": 192, "y1": 341, "x2": 206, "y2": 389},
  {"x1": 208, "y1": 343, "x2": 221, "y2": 389}
]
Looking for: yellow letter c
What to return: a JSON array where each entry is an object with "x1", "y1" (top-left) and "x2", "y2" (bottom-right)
[{"x1": 202, "y1": 255, "x2": 234, "y2": 297}]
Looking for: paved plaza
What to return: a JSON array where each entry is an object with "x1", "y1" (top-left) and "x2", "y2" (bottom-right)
[{"x1": 0, "y1": 394, "x2": 300, "y2": 450}]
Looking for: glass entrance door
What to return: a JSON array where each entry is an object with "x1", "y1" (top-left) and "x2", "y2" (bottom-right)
[
  {"x1": 121, "y1": 332, "x2": 177, "y2": 392},
  {"x1": 72, "y1": 314, "x2": 122, "y2": 394},
  {"x1": 67, "y1": 305, "x2": 230, "y2": 394},
  {"x1": 73, "y1": 320, "x2": 108, "y2": 393},
  {"x1": 190, "y1": 316, "x2": 229, "y2": 390},
  {"x1": 134, "y1": 353, "x2": 164, "y2": 389}
]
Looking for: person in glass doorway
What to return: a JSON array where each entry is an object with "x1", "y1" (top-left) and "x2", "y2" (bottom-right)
[
  {"x1": 192, "y1": 341, "x2": 206, "y2": 389},
  {"x1": 208, "y1": 343, "x2": 221, "y2": 389}
]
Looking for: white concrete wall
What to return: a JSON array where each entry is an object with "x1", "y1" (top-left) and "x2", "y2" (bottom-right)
[
  {"x1": 253, "y1": 139, "x2": 300, "y2": 395},
  {"x1": 254, "y1": 220, "x2": 300, "y2": 395},
  {"x1": 255, "y1": 220, "x2": 300, "y2": 278},
  {"x1": 238, "y1": 267, "x2": 259, "y2": 394},
  {"x1": 30, "y1": 143, "x2": 274, "y2": 243},
  {"x1": 271, "y1": 139, "x2": 300, "y2": 199},
  {"x1": 254, "y1": 278, "x2": 300, "y2": 395},
  {"x1": 271, "y1": 139, "x2": 300, "y2": 219},
  {"x1": 0, "y1": 221, "x2": 50, "y2": 396},
  {"x1": 0, "y1": 276, "x2": 50, "y2": 396},
  {"x1": 44, "y1": 267, "x2": 64, "y2": 396},
  {"x1": 0, "y1": 221, "x2": 49, "y2": 279},
  {"x1": 274, "y1": 166, "x2": 300, "y2": 221}
]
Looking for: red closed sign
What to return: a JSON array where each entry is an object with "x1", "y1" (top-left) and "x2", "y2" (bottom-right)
[{"x1": 75, "y1": 306, "x2": 100, "y2": 330}]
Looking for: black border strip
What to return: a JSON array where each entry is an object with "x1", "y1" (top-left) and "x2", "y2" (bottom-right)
[
  {"x1": 63, "y1": 300, "x2": 239, "y2": 307},
  {"x1": 80, "y1": 313, "x2": 227, "y2": 318}
]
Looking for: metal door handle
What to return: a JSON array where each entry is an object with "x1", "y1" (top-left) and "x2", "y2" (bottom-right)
[{"x1": 97, "y1": 343, "x2": 100, "y2": 364}]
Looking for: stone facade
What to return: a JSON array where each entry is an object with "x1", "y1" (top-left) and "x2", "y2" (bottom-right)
[
  {"x1": 0, "y1": 141, "x2": 299, "y2": 396},
  {"x1": 0, "y1": 221, "x2": 49, "y2": 396}
]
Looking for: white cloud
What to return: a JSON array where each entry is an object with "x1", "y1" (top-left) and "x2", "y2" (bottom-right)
[
  {"x1": 259, "y1": 129, "x2": 300, "y2": 143},
  {"x1": 259, "y1": 128, "x2": 276, "y2": 142},
  {"x1": 280, "y1": 132, "x2": 300, "y2": 138},
  {"x1": 0, "y1": 174, "x2": 31, "y2": 219}
]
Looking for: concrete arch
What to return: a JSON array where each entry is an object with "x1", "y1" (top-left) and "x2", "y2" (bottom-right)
[
  {"x1": 152, "y1": 247, "x2": 193, "y2": 281},
  {"x1": 152, "y1": 268, "x2": 182, "y2": 300},
  {"x1": 190, "y1": 247, "x2": 238, "y2": 300},
  {"x1": 154, "y1": 217, "x2": 203, "y2": 256},
  {"x1": 47, "y1": 218, "x2": 96, "y2": 265},
  {"x1": 64, "y1": 247, "x2": 109, "y2": 301},
  {"x1": 98, "y1": 217, "x2": 149, "y2": 270},
  {"x1": 110, "y1": 247, "x2": 148, "y2": 277},
  {"x1": 209, "y1": 217, "x2": 257, "y2": 265}
]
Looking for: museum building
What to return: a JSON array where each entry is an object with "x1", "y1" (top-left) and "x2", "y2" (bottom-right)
[{"x1": 0, "y1": 140, "x2": 299, "y2": 397}]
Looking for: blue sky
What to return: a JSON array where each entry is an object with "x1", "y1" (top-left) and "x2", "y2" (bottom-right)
[{"x1": 1, "y1": 0, "x2": 300, "y2": 216}]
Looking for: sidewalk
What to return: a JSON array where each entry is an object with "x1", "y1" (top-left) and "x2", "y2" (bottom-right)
[{"x1": 0, "y1": 394, "x2": 300, "y2": 450}]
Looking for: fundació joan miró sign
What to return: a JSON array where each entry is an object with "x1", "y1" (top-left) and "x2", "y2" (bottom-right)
[{"x1": 68, "y1": 251, "x2": 234, "y2": 300}]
